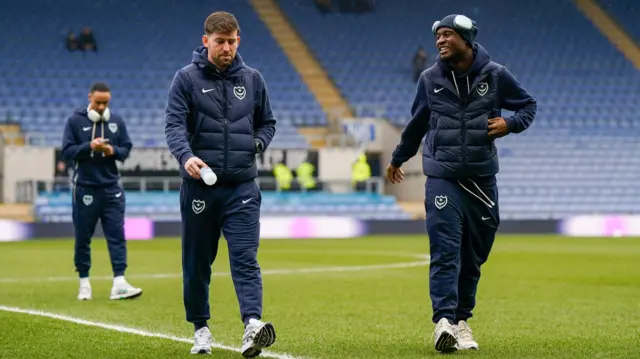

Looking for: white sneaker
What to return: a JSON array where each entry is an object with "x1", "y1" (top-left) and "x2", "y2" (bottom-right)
[
  {"x1": 190, "y1": 326, "x2": 213, "y2": 355},
  {"x1": 241, "y1": 318, "x2": 276, "y2": 358},
  {"x1": 433, "y1": 318, "x2": 458, "y2": 353},
  {"x1": 109, "y1": 278, "x2": 142, "y2": 300},
  {"x1": 457, "y1": 320, "x2": 479, "y2": 350},
  {"x1": 77, "y1": 285, "x2": 92, "y2": 301}
]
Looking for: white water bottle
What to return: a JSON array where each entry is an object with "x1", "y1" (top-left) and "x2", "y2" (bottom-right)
[{"x1": 200, "y1": 167, "x2": 217, "y2": 186}]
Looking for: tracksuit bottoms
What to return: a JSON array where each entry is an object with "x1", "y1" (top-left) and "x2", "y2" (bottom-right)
[
  {"x1": 72, "y1": 183, "x2": 127, "y2": 278},
  {"x1": 425, "y1": 175, "x2": 500, "y2": 324},
  {"x1": 180, "y1": 178, "x2": 263, "y2": 327}
]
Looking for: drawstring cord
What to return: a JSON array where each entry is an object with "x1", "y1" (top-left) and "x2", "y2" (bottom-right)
[
  {"x1": 90, "y1": 121, "x2": 105, "y2": 158},
  {"x1": 457, "y1": 179, "x2": 495, "y2": 209}
]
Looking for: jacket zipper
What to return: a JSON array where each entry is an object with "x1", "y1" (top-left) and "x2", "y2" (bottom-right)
[
  {"x1": 460, "y1": 97, "x2": 469, "y2": 166},
  {"x1": 222, "y1": 75, "x2": 229, "y2": 175},
  {"x1": 459, "y1": 73, "x2": 488, "y2": 166}
]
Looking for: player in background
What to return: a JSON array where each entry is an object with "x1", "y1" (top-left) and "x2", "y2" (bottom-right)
[
  {"x1": 61, "y1": 82, "x2": 142, "y2": 301},
  {"x1": 385, "y1": 14, "x2": 537, "y2": 353},
  {"x1": 164, "y1": 11, "x2": 277, "y2": 357}
]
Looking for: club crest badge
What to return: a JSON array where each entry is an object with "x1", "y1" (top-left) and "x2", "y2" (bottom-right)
[
  {"x1": 192, "y1": 199, "x2": 205, "y2": 214},
  {"x1": 434, "y1": 195, "x2": 448, "y2": 210},
  {"x1": 477, "y1": 82, "x2": 488, "y2": 96},
  {"x1": 82, "y1": 194, "x2": 93, "y2": 206},
  {"x1": 233, "y1": 86, "x2": 246, "y2": 100}
]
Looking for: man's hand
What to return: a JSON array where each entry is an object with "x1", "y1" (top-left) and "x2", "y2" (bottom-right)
[
  {"x1": 103, "y1": 145, "x2": 114, "y2": 156},
  {"x1": 184, "y1": 156, "x2": 208, "y2": 179},
  {"x1": 488, "y1": 117, "x2": 509, "y2": 138},
  {"x1": 385, "y1": 164, "x2": 404, "y2": 184},
  {"x1": 90, "y1": 138, "x2": 108, "y2": 152}
]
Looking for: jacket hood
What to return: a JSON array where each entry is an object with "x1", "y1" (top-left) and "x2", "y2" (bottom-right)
[{"x1": 192, "y1": 46, "x2": 245, "y2": 75}]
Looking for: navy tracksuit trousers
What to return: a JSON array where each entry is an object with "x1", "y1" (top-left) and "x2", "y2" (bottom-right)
[
  {"x1": 425, "y1": 175, "x2": 500, "y2": 324},
  {"x1": 180, "y1": 178, "x2": 263, "y2": 326},
  {"x1": 72, "y1": 184, "x2": 127, "y2": 278}
]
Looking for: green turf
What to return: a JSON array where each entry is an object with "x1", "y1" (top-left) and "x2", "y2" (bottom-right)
[{"x1": 1, "y1": 235, "x2": 639, "y2": 358}]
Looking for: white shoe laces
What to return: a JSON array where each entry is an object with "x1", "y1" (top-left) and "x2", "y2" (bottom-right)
[
  {"x1": 458, "y1": 323, "x2": 474, "y2": 342},
  {"x1": 243, "y1": 323, "x2": 258, "y2": 342},
  {"x1": 114, "y1": 281, "x2": 136, "y2": 291},
  {"x1": 194, "y1": 328, "x2": 211, "y2": 346}
]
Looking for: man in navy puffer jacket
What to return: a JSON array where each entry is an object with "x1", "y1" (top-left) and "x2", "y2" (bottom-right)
[
  {"x1": 164, "y1": 11, "x2": 276, "y2": 358},
  {"x1": 386, "y1": 14, "x2": 537, "y2": 353}
]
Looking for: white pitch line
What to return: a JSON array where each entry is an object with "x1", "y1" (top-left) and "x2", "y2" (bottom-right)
[
  {"x1": 0, "y1": 305, "x2": 306, "y2": 359},
  {"x1": 0, "y1": 256, "x2": 430, "y2": 284}
]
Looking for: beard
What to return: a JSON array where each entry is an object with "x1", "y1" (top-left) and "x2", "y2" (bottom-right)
[{"x1": 214, "y1": 53, "x2": 234, "y2": 68}]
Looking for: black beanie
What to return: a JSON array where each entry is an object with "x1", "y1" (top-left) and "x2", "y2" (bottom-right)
[{"x1": 432, "y1": 14, "x2": 478, "y2": 47}]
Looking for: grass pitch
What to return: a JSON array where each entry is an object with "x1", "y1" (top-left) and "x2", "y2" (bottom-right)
[{"x1": 0, "y1": 235, "x2": 639, "y2": 358}]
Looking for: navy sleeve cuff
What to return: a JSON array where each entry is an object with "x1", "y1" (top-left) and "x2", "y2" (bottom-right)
[
  {"x1": 179, "y1": 152, "x2": 195, "y2": 166},
  {"x1": 505, "y1": 116, "x2": 518, "y2": 133}
]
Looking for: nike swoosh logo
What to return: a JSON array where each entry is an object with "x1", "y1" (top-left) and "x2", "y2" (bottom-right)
[
  {"x1": 434, "y1": 87, "x2": 444, "y2": 93},
  {"x1": 242, "y1": 198, "x2": 252, "y2": 204},
  {"x1": 115, "y1": 192, "x2": 122, "y2": 198},
  {"x1": 482, "y1": 216, "x2": 490, "y2": 221},
  {"x1": 202, "y1": 88, "x2": 215, "y2": 93},
  {"x1": 83, "y1": 127, "x2": 91, "y2": 131}
]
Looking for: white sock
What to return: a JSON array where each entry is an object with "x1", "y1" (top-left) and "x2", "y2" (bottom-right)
[
  {"x1": 80, "y1": 277, "x2": 91, "y2": 287},
  {"x1": 113, "y1": 276, "x2": 126, "y2": 286}
]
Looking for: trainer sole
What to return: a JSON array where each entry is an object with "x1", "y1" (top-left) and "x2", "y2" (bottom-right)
[
  {"x1": 110, "y1": 289, "x2": 143, "y2": 300},
  {"x1": 242, "y1": 322, "x2": 277, "y2": 358},
  {"x1": 434, "y1": 331, "x2": 458, "y2": 353},
  {"x1": 190, "y1": 348, "x2": 212, "y2": 355}
]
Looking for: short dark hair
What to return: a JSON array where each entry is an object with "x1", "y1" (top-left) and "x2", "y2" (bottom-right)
[
  {"x1": 90, "y1": 82, "x2": 110, "y2": 93},
  {"x1": 204, "y1": 11, "x2": 240, "y2": 36}
]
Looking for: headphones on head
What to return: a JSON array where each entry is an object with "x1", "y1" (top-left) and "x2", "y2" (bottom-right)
[
  {"x1": 431, "y1": 14, "x2": 477, "y2": 36},
  {"x1": 87, "y1": 105, "x2": 110, "y2": 123}
]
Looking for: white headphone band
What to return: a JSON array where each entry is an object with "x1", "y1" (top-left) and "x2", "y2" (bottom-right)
[
  {"x1": 432, "y1": 15, "x2": 476, "y2": 34},
  {"x1": 87, "y1": 105, "x2": 110, "y2": 122}
]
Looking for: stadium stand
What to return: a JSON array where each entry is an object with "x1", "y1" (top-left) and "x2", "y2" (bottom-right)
[
  {"x1": 3, "y1": 0, "x2": 640, "y2": 221},
  {"x1": 0, "y1": 0, "x2": 409, "y2": 221},
  {"x1": 276, "y1": 0, "x2": 640, "y2": 219},
  {"x1": 0, "y1": 0, "x2": 324, "y2": 149},
  {"x1": 276, "y1": 0, "x2": 640, "y2": 128}
]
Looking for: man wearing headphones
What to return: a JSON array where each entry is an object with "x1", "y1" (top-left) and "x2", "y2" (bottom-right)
[
  {"x1": 386, "y1": 14, "x2": 537, "y2": 353},
  {"x1": 61, "y1": 82, "x2": 142, "y2": 301}
]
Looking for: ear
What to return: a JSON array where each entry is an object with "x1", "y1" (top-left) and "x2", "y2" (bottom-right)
[
  {"x1": 202, "y1": 34, "x2": 208, "y2": 47},
  {"x1": 237, "y1": 35, "x2": 241, "y2": 48}
]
